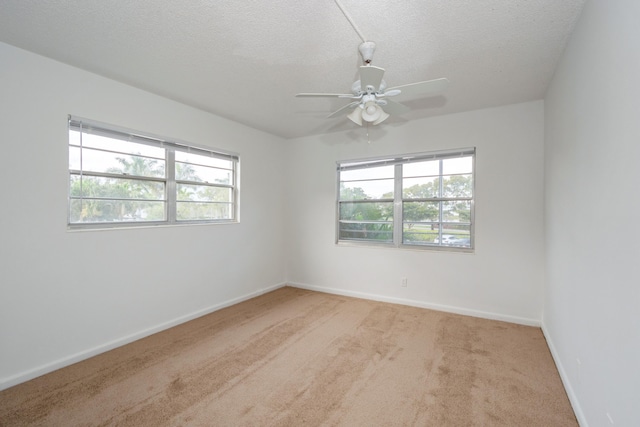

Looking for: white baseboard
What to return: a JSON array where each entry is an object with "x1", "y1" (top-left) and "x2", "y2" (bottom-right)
[
  {"x1": 541, "y1": 322, "x2": 588, "y2": 427},
  {"x1": 288, "y1": 282, "x2": 541, "y2": 327},
  {"x1": 0, "y1": 282, "x2": 287, "y2": 391}
]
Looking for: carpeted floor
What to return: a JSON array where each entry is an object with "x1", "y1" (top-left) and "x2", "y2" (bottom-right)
[{"x1": 0, "y1": 287, "x2": 577, "y2": 426}]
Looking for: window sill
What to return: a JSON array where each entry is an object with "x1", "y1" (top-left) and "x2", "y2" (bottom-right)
[
  {"x1": 336, "y1": 240, "x2": 474, "y2": 253},
  {"x1": 67, "y1": 220, "x2": 239, "y2": 232}
]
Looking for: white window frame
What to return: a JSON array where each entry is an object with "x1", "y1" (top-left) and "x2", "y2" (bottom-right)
[
  {"x1": 336, "y1": 147, "x2": 475, "y2": 251},
  {"x1": 68, "y1": 116, "x2": 239, "y2": 229}
]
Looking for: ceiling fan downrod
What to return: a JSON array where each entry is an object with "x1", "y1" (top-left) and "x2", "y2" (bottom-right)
[{"x1": 334, "y1": 0, "x2": 367, "y2": 43}]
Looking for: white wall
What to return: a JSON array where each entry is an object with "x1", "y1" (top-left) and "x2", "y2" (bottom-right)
[
  {"x1": 286, "y1": 101, "x2": 545, "y2": 325},
  {"x1": 0, "y1": 42, "x2": 287, "y2": 389},
  {"x1": 543, "y1": 1, "x2": 640, "y2": 426}
]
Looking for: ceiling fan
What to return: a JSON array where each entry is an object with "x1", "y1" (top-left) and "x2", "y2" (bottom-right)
[{"x1": 296, "y1": 40, "x2": 449, "y2": 126}]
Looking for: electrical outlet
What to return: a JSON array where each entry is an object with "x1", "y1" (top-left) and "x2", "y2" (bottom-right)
[{"x1": 401, "y1": 277, "x2": 408, "y2": 287}]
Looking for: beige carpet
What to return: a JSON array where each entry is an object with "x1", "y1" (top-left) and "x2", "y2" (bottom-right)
[{"x1": 0, "y1": 287, "x2": 577, "y2": 426}]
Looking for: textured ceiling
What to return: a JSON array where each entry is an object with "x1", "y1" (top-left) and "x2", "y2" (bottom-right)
[{"x1": 0, "y1": 0, "x2": 586, "y2": 139}]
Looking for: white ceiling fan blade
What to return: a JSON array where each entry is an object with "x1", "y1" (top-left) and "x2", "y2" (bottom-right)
[
  {"x1": 359, "y1": 65, "x2": 385, "y2": 91},
  {"x1": 387, "y1": 77, "x2": 449, "y2": 99},
  {"x1": 339, "y1": 93, "x2": 363, "y2": 99},
  {"x1": 381, "y1": 99, "x2": 411, "y2": 115},
  {"x1": 296, "y1": 93, "x2": 353, "y2": 98},
  {"x1": 327, "y1": 101, "x2": 360, "y2": 118},
  {"x1": 380, "y1": 89, "x2": 401, "y2": 97}
]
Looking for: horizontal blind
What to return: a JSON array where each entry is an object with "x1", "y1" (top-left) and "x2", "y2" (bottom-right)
[
  {"x1": 69, "y1": 116, "x2": 238, "y2": 162},
  {"x1": 338, "y1": 147, "x2": 475, "y2": 171}
]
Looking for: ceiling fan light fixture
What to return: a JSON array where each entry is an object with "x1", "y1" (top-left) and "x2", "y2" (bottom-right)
[
  {"x1": 365, "y1": 104, "x2": 377, "y2": 115},
  {"x1": 362, "y1": 101, "x2": 383, "y2": 122},
  {"x1": 372, "y1": 108, "x2": 390, "y2": 125},
  {"x1": 347, "y1": 107, "x2": 363, "y2": 126}
]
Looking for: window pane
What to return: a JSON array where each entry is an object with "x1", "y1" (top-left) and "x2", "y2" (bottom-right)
[
  {"x1": 69, "y1": 199, "x2": 165, "y2": 223},
  {"x1": 69, "y1": 146, "x2": 81, "y2": 170},
  {"x1": 70, "y1": 175, "x2": 165, "y2": 200},
  {"x1": 339, "y1": 201, "x2": 393, "y2": 222},
  {"x1": 434, "y1": 227, "x2": 471, "y2": 247},
  {"x1": 403, "y1": 224, "x2": 440, "y2": 245},
  {"x1": 73, "y1": 147, "x2": 165, "y2": 178},
  {"x1": 443, "y1": 201, "x2": 472, "y2": 223},
  {"x1": 177, "y1": 184, "x2": 231, "y2": 202},
  {"x1": 403, "y1": 177, "x2": 440, "y2": 198},
  {"x1": 403, "y1": 160, "x2": 439, "y2": 178},
  {"x1": 176, "y1": 162, "x2": 232, "y2": 185},
  {"x1": 175, "y1": 151, "x2": 233, "y2": 170},
  {"x1": 340, "y1": 165, "x2": 394, "y2": 181},
  {"x1": 69, "y1": 130, "x2": 165, "y2": 158},
  {"x1": 339, "y1": 222, "x2": 393, "y2": 242},
  {"x1": 403, "y1": 201, "x2": 440, "y2": 222},
  {"x1": 340, "y1": 180, "x2": 394, "y2": 200},
  {"x1": 442, "y1": 156, "x2": 473, "y2": 175},
  {"x1": 177, "y1": 202, "x2": 232, "y2": 220},
  {"x1": 69, "y1": 129, "x2": 81, "y2": 146},
  {"x1": 442, "y1": 174, "x2": 473, "y2": 198}
]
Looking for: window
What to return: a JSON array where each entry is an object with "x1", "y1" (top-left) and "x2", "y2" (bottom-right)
[
  {"x1": 68, "y1": 116, "x2": 238, "y2": 229},
  {"x1": 337, "y1": 148, "x2": 474, "y2": 250}
]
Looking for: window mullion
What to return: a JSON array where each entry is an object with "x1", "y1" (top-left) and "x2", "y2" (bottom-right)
[
  {"x1": 393, "y1": 164, "x2": 403, "y2": 246},
  {"x1": 438, "y1": 159, "x2": 444, "y2": 242},
  {"x1": 335, "y1": 173, "x2": 341, "y2": 243},
  {"x1": 166, "y1": 149, "x2": 176, "y2": 223},
  {"x1": 232, "y1": 160, "x2": 238, "y2": 221}
]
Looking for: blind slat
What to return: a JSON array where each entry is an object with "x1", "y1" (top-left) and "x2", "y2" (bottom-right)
[
  {"x1": 69, "y1": 116, "x2": 238, "y2": 162},
  {"x1": 338, "y1": 148, "x2": 475, "y2": 171}
]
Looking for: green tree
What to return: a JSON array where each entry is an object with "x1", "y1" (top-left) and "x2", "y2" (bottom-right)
[
  {"x1": 339, "y1": 185, "x2": 392, "y2": 241},
  {"x1": 401, "y1": 182, "x2": 438, "y2": 230},
  {"x1": 106, "y1": 155, "x2": 166, "y2": 221},
  {"x1": 401, "y1": 175, "x2": 472, "y2": 224},
  {"x1": 175, "y1": 162, "x2": 199, "y2": 181},
  {"x1": 174, "y1": 163, "x2": 235, "y2": 220},
  {"x1": 69, "y1": 176, "x2": 108, "y2": 222},
  {"x1": 400, "y1": 175, "x2": 472, "y2": 240},
  {"x1": 442, "y1": 175, "x2": 472, "y2": 223},
  {"x1": 110, "y1": 155, "x2": 164, "y2": 178},
  {"x1": 443, "y1": 175, "x2": 472, "y2": 199}
]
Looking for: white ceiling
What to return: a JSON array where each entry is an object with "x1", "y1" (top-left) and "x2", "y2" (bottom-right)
[{"x1": 0, "y1": 0, "x2": 586, "y2": 139}]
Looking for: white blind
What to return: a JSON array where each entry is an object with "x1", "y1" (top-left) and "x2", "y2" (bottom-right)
[
  {"x1": 69, "y1": 115, "x2": 239, "y2": 162},
  {"x1": 338, "y1": 147, "x2": 475, "y2": 171}
]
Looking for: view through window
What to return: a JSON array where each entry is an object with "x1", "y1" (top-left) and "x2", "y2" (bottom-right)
[
  {"x1": 68, "y1": 116, "x2": 238, "y2": 228},
  {"x1": 337, "y1": 148, "x2": 474, "y2": 249}
]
